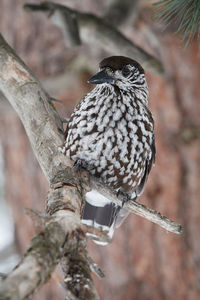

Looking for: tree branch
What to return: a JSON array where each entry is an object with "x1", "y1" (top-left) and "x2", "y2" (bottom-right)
[
  {"x1": 87, "y1": 175, "x2": 182, "y2": 234},
  {"x1": 0, "y1": 184, "x2": 99, "y2": 299},
  {"x1": 0, "y1": 33, "x2": 98, "y2": 300},
  {"x1": 24, "y1": 1, "x2": 164, "y2": 74}
]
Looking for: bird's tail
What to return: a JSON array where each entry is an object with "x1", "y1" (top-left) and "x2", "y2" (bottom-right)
[{"x1": 81, "y1": 190, "x2": 129, "y2": 245}]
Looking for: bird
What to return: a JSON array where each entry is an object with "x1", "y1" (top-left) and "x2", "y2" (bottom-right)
[{"x1": 61, "y1": 56, "x2": 155, "y2": 245}]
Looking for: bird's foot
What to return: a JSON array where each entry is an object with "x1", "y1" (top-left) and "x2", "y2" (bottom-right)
[
  {"x1": 114, "y1": 189, "x2": 131, "y2": 206},
  {"x1": 122, "y1": 194, "x2": 132, "y2": 207},
  {"x1": 114, "y1": 189, "x2": 138, "y2": 206},
  {"x1": 74, "y1": 159, "x2": 89, "y2": 172}
]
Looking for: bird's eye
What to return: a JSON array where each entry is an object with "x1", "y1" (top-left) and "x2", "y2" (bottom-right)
[
  {"x1": 122, "y1": 67, "x2": 130, "y2": 77},
  {"x1": 106, "y1": 67, "x2": 113, "y2": 74}
]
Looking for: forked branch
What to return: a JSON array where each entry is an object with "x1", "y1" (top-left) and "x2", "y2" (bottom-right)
[{"x1": 24, "y1": 1, "x2": 164, "y2": 74}]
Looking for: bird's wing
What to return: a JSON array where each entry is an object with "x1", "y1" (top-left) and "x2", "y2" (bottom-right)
[{"x1": 136, "y1": 135, "x2": 156, "y2": 196}]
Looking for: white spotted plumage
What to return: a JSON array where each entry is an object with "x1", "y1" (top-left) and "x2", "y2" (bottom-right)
[
  {"x1": 64, "y1": 79, "x2": 154, "y2": 195},
  {"x1": 62, "y1": 56, "x2": 155, "y2": 244}
]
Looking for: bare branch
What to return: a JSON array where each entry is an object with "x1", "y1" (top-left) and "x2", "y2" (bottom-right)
[
  {"x1": 88, "y1": 176, "x2": 182, "y2": 234},
  {"x1": 0, "y1": 209, "x2": 98, "y2": 299},
  {"x1": 103, "y1": 0, "x2": 140, "y2": 27},
  {"x1": 0, "y1": 183, "x2": 99, "y2": 299},
  {"x1": 0, "y1": 33, "x2": 71, "y2": 182},
  {"x1": 60, "y1": 238, "x2": 100, "y2": 300},
  {"x1": 88, "y1": 257, "x2": 105, "y2": 279},
  {"x1": 24, "y1": 2, "x2": 81, "y2": 47},
  {"x1": 0, "y1": 207, "x2": 80, "y2": 299},
  {"x1": 0, "y1": 33, "x2": 98, "y2": 300},
  {"x1": 51, "y1": 167, "x2": 182, "y2": 234},
  {"x1": 24, "y1": 2, "x2": 164, "y2": 74}
]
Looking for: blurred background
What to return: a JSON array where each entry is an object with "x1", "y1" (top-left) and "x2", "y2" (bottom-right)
[{"x1": 0, "y1": 0, "x2": 200, "y2": 299}]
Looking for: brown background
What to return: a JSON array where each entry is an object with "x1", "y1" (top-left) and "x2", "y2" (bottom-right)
[{"x1": 0, "y1": 0, "x2": 200, "y2": 299}]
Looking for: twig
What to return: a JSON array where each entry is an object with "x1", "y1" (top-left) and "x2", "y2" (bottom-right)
[
  {"x1": 24, "y1": 1, "x2": 164, "y2": 74},
  {"x1": 180, "y1": 127, "x2": 200, "y2": 144},
  {"x1": 24, "y1": 2, "x2": 81, "y2": 47},
  {"x1": 51, "y1": 166, "x2": 182, "y2": 234},
  {"x1": 88, "y1": 257, "x2": 105, "y2": 279},
  {"x1": 88, "y1": 175, "x2": 182, "y2": 234},
  {"x1": 24, "y1": 208, "x2": 51, "y2": 233},
  {"x1": 60, "y1": 238, "x2": 100, "y2": 300}
]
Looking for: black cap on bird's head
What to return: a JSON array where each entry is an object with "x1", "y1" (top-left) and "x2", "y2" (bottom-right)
[
  {"x1": 88, "y1": 56, "x2": 145, "y2": 85},
  {"x1": 99, "y1": 56, "x2": 144, "y2": 73}
]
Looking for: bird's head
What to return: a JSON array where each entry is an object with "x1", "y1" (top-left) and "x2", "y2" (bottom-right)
[{"x1": 88, "y1": 56, "x2": 146, "y2": 90}]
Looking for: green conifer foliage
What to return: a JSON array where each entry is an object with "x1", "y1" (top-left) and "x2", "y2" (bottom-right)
[{"x1": 153, "y1": 0, "x2": 200, "y2": 48}]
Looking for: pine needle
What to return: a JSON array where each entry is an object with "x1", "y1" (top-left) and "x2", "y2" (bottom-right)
[{"x1": 153, "y1": 0, "x2": 200, "y2": 49}]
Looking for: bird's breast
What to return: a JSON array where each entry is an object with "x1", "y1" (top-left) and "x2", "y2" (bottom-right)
[{"x1": 64, "y1": 94, "x2": 153, "y2": 192}]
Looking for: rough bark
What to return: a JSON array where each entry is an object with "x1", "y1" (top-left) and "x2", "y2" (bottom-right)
[{"x1": 0, "y1": 34, "x2": 99, "y2": 300}]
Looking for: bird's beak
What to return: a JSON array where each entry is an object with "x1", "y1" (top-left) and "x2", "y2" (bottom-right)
[{"x1": 88, "y1": 69, "x2": 115, "y2": 84}]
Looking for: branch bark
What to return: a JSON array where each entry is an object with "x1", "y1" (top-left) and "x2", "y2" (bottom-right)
[
  {"x1": 0, "y1": 33, "x2": 98, "y2": 300},
  {"x1": 24, "y1": 1, "x2": 164, "y2": 74},
  {"x1": 87, "y1": 175, "x2": 182, "y2": 234},
  {"x1": 0, "y1": 31, "x2": 181, "y2": 299}
]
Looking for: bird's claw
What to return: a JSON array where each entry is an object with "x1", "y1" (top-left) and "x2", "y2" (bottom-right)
[
  {"x1": 114, "y1": 189, "x2": 131, "y2": 206},
  {"x1": 74, "y1": 159, "x2": 89, "y2": 172}
]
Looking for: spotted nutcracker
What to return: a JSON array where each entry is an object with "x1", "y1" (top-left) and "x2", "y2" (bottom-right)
[{"x1": 61, "y1": 56, "x2": 155, "y2": 244}]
